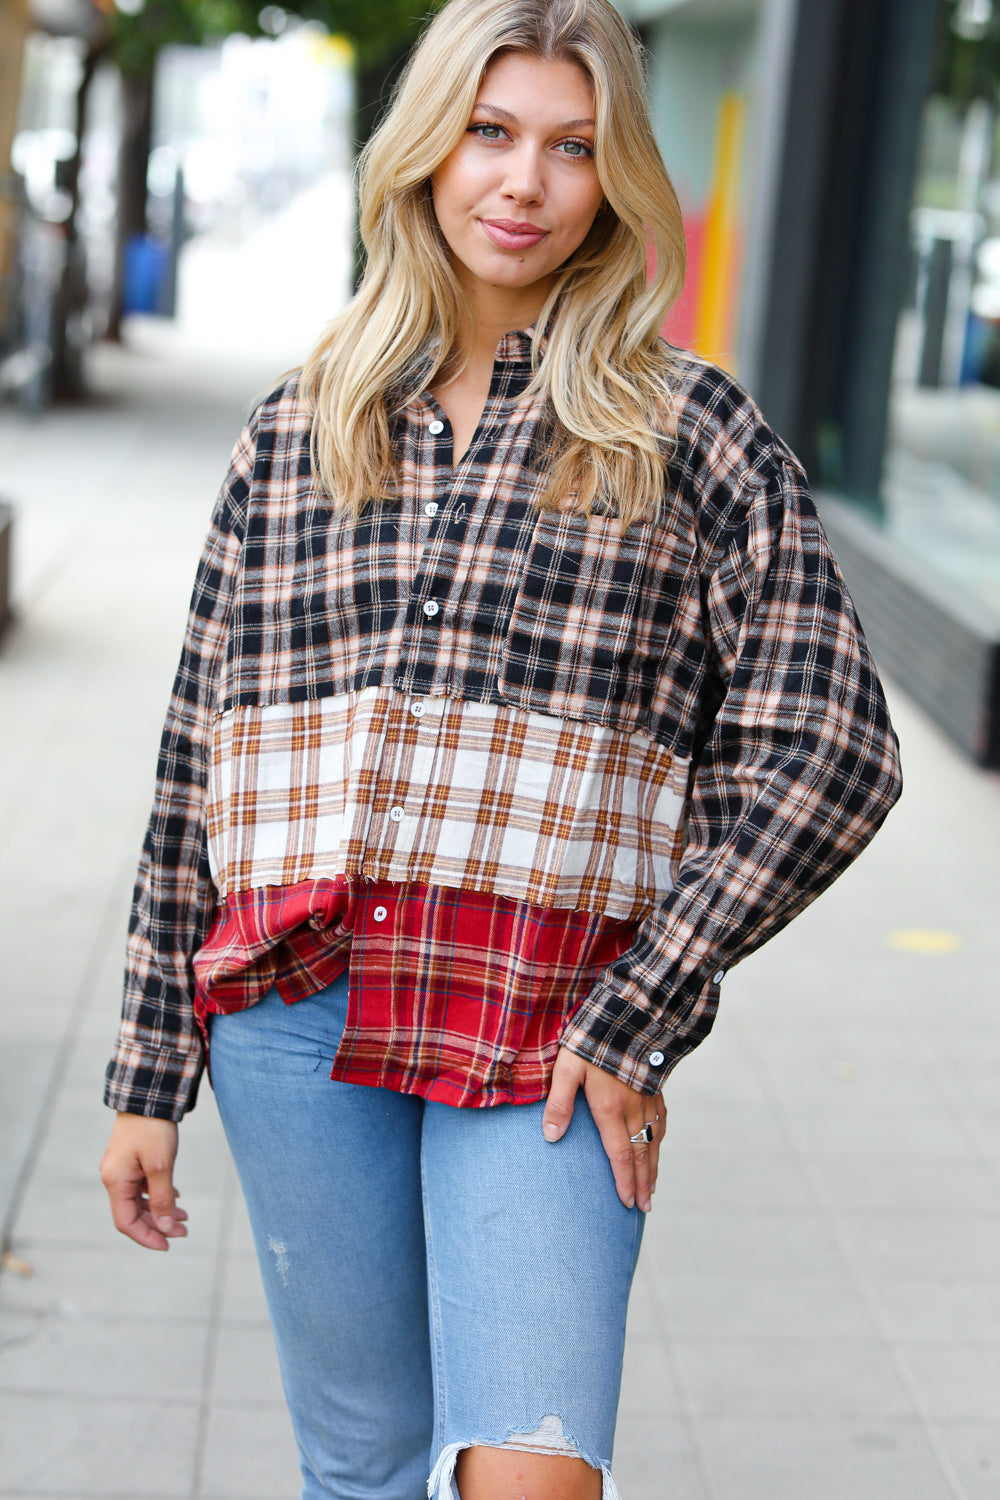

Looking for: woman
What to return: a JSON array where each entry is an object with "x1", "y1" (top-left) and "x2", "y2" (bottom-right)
[{"x1": 100, "y1": 2, "x2": 902, "y2": 1498}]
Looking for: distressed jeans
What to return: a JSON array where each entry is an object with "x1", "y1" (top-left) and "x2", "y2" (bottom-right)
[{"x1": 210, "y1": 975, "x2": 644, "y2": 1500}]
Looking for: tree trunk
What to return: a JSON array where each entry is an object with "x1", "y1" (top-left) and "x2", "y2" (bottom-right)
[
  {"x1": 50, "y1": 43, "x2": 106, "y2": 397},
  {"x1": 106, "y1": 66, "x2": 154, "y2": 343}
]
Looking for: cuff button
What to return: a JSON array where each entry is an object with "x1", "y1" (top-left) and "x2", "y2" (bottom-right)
[{"x1": 648, "y1": 1050, "x2": 665, "y2": 1067}]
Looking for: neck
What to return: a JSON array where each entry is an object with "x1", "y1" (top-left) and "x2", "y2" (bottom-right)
[{"x1": 454, "y1": 273, "x2": 553, "y2": 372}]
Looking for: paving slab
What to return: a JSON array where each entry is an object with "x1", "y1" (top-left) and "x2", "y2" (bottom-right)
[
  {"x1": 196, "y1": 1404, "x2": 300, "y2": 1499},
  {"x1": 672, "y1": 1335, "x2": 916, "y2": 1420},
  {"x1": 0, "y1": 1392, "x2": 201, "y2": 1495},
  {"x1": 930, "y1": 1422, "x2": 1000, "y2": 1500},
  {"x1": 694, "y1": 1417, "x2": 959, "y2": 1500}
]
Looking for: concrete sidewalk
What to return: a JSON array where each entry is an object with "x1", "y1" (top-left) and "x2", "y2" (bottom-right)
[{"x1": 1, "y1": 321, "x2": 998, "y2": 1500}]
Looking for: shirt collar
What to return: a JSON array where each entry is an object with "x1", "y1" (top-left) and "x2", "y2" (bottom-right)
[
  {"x1": 403, "y1": 326, "x2": 546, "y2": 414},
  {"x1": 493, "y1": 326, "x2": 547, "y2": 366}
]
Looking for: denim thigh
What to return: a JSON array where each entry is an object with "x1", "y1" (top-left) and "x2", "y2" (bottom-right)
[
  {"x1": 422, "y1": 1096, "x2": 644, "y2": 1499},
  {"x1": 209, "y1": 978, "x2": 433, "y2": 1500},
  {"x1": 210, "y1": 976, "x2": 643, "y2": 1500}
]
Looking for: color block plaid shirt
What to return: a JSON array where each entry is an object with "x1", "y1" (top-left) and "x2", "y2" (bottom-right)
[{"x1": 105, "y1": 332, "x2": 901, "y2": 1121}]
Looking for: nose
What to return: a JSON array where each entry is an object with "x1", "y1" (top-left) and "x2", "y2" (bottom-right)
[{"x1": 501, "y1": 141, "x2": 545, "y2": 205}]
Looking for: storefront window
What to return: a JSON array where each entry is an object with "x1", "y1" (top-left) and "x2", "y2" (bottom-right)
[{"x1": 888, "y1": 0, "x2": 1000, "y2": 615}]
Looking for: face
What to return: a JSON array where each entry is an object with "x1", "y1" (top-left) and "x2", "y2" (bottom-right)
[{"x1": 431, "y1": 52, "x2": 604, "y2": 319}]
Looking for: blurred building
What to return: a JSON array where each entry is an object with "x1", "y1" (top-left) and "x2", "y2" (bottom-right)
[
  {"x1": 2, "y1": 5, "x2": 352, "y2": 394},
  {"x1": 1, "y1": 0, "x2": 32, "y2": 330},
  {"x1": 622, "y1": 0, "x2": 1000, "y2": 768},
  {"x1": 1, "y1": 0, "x2": 106, "y2": 404}
]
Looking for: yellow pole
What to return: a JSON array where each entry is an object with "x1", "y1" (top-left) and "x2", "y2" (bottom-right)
[{"x1": 694, "y1": 91, "x2": 746, "y2": 370}]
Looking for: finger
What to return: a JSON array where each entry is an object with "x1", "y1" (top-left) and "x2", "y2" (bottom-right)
[
  {"x1": 137, "y1": 1195, "x2": 189, "y2": 1237},
  {"x1": 101, "y1": 1117, "x2": 182, "y2": 1251},
  {"x1": 543, "y1": 1052, "x2": 586, "y2": 1142},
  {"x1": 648, "y1": 1094, "x2": 667, "y2": 1198},
  {"x1": 627, "y1": 1101, "x2": 664, "y2": 1212},
  {"x1": 145, "y1": 1161, "x2": 181, "y2": 1236},
  {"x1": 138, "y1": 1187, "x2": 188, "y2": 1219},
  {"x1": 122, "y1": 1188, "x2": 187, "y2": 1248},
  {"x1": 105, "y1": 1176, "x2": 172, "y2": 1251},
  {"x1": 591, "y1": 1104, "x2": 637, "y2": 1210},
  {"x1": 629, "y1": 1122, "x2": 654, "y2": 1214}
]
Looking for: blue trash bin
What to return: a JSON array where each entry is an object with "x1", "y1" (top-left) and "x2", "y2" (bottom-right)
[{"x1": 122, "y1": 234, "x2": 170, "y2": 315}]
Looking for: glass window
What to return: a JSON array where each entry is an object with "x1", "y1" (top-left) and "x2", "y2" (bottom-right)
[{"x1": 888, "y1": 0, "x2": 1000, "y2": 616}]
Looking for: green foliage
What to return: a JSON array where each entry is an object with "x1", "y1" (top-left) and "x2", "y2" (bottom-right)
[
  {"x1": 108, "y1": 0, "x2": 441, "y2": 77},
  {"x1": 933, "y1": 0, "x2": 1000, "y2": 106},
  {"x1": 109, "y1": 2, "x2": 263, "y2": 77},
  {"x1": 288, "y1": 2, "x2": 444, "y2": 69}
]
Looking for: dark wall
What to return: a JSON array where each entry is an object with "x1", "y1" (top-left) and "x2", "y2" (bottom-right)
[{"x1": 754, "y1": 0, "x2": 941, "y2": 505}]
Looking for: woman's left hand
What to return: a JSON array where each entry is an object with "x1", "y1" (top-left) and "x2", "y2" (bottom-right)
[{"x1": 542, "y1": 1048, "x2": 666, "y2": 1212}]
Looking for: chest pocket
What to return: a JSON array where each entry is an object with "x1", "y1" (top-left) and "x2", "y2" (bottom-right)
[{"x1": 496, "y1": 507, "x2": 696, "y2": 733}]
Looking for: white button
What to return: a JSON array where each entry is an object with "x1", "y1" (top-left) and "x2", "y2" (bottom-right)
[
  {"x1": 713, "y1": 969, "x2": 725, "y2": 984},
  {"x1": 389, "y1": 805, "x2": 405, "y2": 822},
  {"x1": 428, "y1": 419, "x2": 444, "y2": 435},
  {"x1": 373, "y1": 905, "x2": 388, "y2": 922},
  {"x1": 422, "y1": 599, "x2": 440, "y2": 617},
  {"x1": 648, "y1": 1051, "x2": 665, "y2": 1067},
  {"x1": 424, "y1": 502, "x2": 439, "y2": 517},
  {"x1": 410, "y1": 702, "x2": 425, "y2": 717}
]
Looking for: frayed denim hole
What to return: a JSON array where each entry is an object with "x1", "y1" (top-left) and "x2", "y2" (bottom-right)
[
  {"x1": 426, "y1": 1442, "x2": 462, "y2": 1499},
  {"x1": 427, "y1": 1418, "x2": 620, "y2": 1499}
]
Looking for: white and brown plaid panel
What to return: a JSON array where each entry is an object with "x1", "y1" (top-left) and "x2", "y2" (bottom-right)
[{"x1": 207, "y1": 687, "x2": 690, "y2": 921}]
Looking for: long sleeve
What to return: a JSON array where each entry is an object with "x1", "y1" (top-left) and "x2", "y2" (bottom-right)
[
  {"x1": 560, "y1": 449, "x2": 903, "y2": 1092},
  {"x1": 104, "y1": 416, "x2": 255, "y2": 1119}
]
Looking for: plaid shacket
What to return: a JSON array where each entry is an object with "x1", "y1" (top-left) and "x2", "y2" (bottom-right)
[{"x1": 105, "y1": 332, "x2": 902, "y2": 1120}]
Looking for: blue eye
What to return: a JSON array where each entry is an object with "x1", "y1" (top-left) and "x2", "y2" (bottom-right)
[{"x1": 559, "y1": 138, "x2": 594, "y2": 159}]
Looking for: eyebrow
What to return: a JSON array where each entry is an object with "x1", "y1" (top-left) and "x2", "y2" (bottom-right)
[{"x1": 473, "y1": 103, "x2": 596, "y2": 131}]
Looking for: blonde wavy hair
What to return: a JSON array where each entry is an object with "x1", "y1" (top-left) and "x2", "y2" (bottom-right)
[{"x1": 300, "y1": 0, "x2": 686, "y2": 528}]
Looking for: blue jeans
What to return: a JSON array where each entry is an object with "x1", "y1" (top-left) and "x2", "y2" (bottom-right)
[{"x1": 209, "y1": 976, "x2": 644, "y2": 1500}]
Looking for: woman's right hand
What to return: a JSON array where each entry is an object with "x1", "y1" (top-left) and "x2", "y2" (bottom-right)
[{"x1": 100, "y1": 1113, "x2": 187, "y2": 1251}]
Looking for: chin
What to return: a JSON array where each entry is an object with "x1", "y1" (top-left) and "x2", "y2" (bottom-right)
[{"x1": 479, "y1": 255, "x2": 552, "y2": 285}]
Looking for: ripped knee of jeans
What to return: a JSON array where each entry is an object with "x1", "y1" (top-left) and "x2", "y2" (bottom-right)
[{"x1": 426, "y1": 1416, "x2": 622, "y2": 1500}]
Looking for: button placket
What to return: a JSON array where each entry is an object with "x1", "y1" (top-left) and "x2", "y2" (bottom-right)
[
  {"x1": 406, "y1": 404, "x2": 456, "y2": 601},
  {"x1": 400, "y1": 383, "x2": 535, "y2": 697},
  {"x1": 382, "y1": 694, "x2": 447, "y2": 863}
]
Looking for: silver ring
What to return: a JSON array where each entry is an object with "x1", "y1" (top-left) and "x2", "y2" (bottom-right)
[{"x1": 629, "y1": 1122, "x2": 655, "y2": 1145}]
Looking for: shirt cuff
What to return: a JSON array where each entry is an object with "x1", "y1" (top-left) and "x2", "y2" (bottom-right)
[
  {"x1": 558, "y1": 969, "x2": 723, "y2": 1093},
  {"x1": 103, "y1": 1044, "x2": 203, "y2": 1121}
]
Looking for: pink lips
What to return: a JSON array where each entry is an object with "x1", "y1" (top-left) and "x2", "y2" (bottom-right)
[{"x1": 481, "y1": 219, "x2": 549, "y2": 250}]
